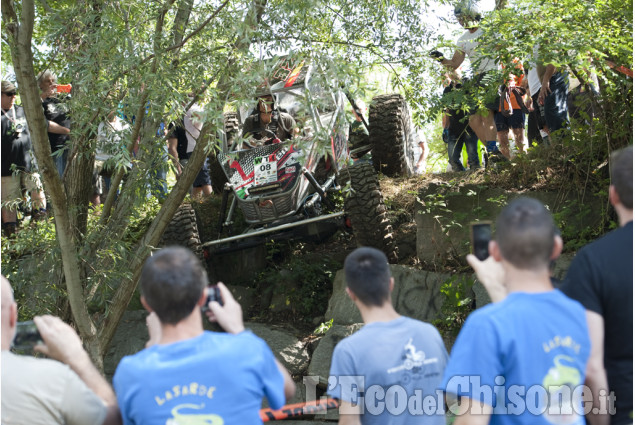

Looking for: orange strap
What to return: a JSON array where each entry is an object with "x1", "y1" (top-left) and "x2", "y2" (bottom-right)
[{"x1": 260, "y1": 398, "x2": 340, "y2": 422}]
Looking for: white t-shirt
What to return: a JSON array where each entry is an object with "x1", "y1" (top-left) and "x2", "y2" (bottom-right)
[
  {"x1": 457, "y1": 28, "x2": 498, "y2": 75},
  {"x1": 96, "y1": 116, "x2": 130, "y2": 161},
  {"x1": 184, "y1": 104, "x2": 204, "y2": 153},
  {"x1": 1, "y1": 351, "x2": 107, "y2": 425}
]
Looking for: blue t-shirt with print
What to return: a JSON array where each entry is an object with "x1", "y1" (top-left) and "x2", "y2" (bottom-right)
[
  {"x1": 441, "y1": 290, "x2": 590, "y2": 425},
  {"x1": 113, "y1": 330, "x2": 285, "y2": 425},
  {"x1": 328, "y1": 316, "x2": 448, "y2": 425}
]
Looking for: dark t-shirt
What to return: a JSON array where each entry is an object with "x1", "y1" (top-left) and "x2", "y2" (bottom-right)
[
  {"x1": 241, "y1": 111, "x2": 295, "y2": 142},
  {"x1": 2, "y1": 106, "x2": 32, "y2": 175},
  {"x1": 560, "y1": 221, "x2": 633, "y2": 424},
  {"x1": 442, "y1": 82, "x2": 471, "y2": 137},
  {"x1": 167, "y1": 122, "x2": 188, "y2": 160},
  {"x1": 42, "y1": 96, "x2": 70, "y2": 153}
]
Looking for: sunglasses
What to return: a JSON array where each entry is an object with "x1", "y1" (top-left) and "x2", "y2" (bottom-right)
[{"x1": 2, "y1": 92, "x2": 16, "y2": 97}]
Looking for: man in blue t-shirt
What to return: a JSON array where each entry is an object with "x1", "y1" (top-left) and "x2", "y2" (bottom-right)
[
  {"x1": 113, "y1": 247, "x2": 295, "y2": 424},
  {"x1": 442, "y1": 197, "x2": 590, "y2": 425},
  {"x1": 328, "y1": 247, "x2": 449, "y2": 425}
]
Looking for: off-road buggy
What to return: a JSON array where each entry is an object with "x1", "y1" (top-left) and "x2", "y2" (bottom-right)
[{"x1": 162, "y1": 58, "x2": 419, "y2": 263}]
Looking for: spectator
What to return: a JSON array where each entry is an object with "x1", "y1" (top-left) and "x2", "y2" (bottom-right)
[
  {"x1": 415, "y1": 129, "x2": 429, "y2": 174},
  {"x1": 241, "y1": 94, "x2": 296, "y2": 148},
  {"x1": 37, "y1": 70, "x2": 71, "y2": 177},
  {"x1": 432, "y1": 2, "x2": 505, "y2": 163},
  {"x1": 1, "y1": 81, "x2": 47, "y2": 237},
  {"x1": 1, "y1": 275, "x2": 120, "y2": 424},
  {"x1": 92, "y1": 111, "x2": 132, "y2": 205},
  {"x1": 560, "y1": 146, "x2": 632, "y2": 425},
  {"x1": 526, "y1": 67, "x2": 551, "y2": 146},
  {"x1": 495, "y1": 61, "x2": 528, "y2": 158},
  {"x1": 443, "y1": 197, "x2": 591, "y2": 424},
  {"x1": 168, "y1": 103, "x2": 213, "y2": 198},
  {"x1": 328, "y1": 247, "x2": 448, "y2": 424},
  {"x1": 441, "y1": 71, "x2": 480, "y2": 171},
  {"x1": 534, "y1": 46, "x2": 570, "y2": 137},
  {"x1": 113, "y1": 247, "x2": 295, "y2": 423}
]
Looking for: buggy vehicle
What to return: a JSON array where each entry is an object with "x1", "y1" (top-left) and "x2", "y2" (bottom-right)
[{"x1": 162, "y1": 58, "x2": 419, "y2": 263}]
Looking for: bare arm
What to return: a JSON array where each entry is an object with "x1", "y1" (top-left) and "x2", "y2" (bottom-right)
[
  {"x1": 167, "y1": 137, "x2": 182, "y2": 177},
  {"x1": 337, "y1": 400, "x2": 362, "y2": 425},
  {"x1": 274, "y1": 357, "x2": 296, "y2": 401},
  {"x1": 584, "y1": 310, "x2": 610, "y2": 425},
  {"x1": 538, "y1": 64, "x2": 557, "y2": 105},
  {"x1": 441, "y1": 50, "x2": 466, "y2": 71},
  {"x1": 48, "y1": 120, "x2": 70, "y2": 135},
  {"x1": 466, "y1": 254, "x2": 507, "y2": 303},
  {"x1": 452, "y1": 397, "x2": 493, "y2": 425},
  {"x1": 33, "y1": 315, "x2": 121, "y2": 425}
]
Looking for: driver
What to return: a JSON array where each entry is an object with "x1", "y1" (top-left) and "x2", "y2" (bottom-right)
[{"x1": 241, "y1": 94, "x2": 296, "y2": 148}]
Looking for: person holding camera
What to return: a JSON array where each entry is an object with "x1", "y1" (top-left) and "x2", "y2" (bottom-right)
[
  {"x1": 113, "y1": 246, "x2": 295, "y2": 424},
  {"x1": 328, "y1": 247, "x2": 449, "y2": 425},
  {"x1": 37, "y1": 70, "x2": 71, "y2": 177},
  {"x1": 1, "y1": 275, "x2": 121, "y2": 425},
  {"x1": 441, "y1": 197, "x2": 591, "y2": 424},
  {"x1": 1, "y1": 81, "x2": 48, "y2": 237}
]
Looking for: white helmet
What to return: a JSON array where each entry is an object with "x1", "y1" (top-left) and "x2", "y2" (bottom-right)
[{"x1": 454, "y1": 0, "x2": 482, "y2": 27}]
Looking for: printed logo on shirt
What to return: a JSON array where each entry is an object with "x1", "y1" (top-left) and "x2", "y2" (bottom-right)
[
  {"x1": 387, "y1": 338, "x2": 439, "y2": 379},
  {"x1": 166, "y1": 403, "x2": 223, "y2": 425}
]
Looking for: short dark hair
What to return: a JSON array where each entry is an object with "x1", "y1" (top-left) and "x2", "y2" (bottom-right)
[
  {"x1": 139, "y1": 247, "x2": 207, "y2": 324},
  {"x1": 344, "y1": 247, "x2": 391, "y2": 307},
  {"x1": 610, "y1": 146, "x2": 633, "y2": 209},
  {"x1": 495, "y1": 197, "x2": 557, "y2": 270}
]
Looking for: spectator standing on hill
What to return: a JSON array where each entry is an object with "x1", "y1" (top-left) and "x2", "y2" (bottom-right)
[
  {"x1": 168, "y1": 102, "x2": 213, "y2": 198},
  {"x1": 328, "y1": 247, "x2": 448, "y2": 424},
  {"x1": 1, "y1": 81, "x2": 47, "y2": 236},
  {"x1": 37, "y1": 70, "x2": 71, "y2": 177},
  {"x1": 431, "y1": 1, "x2": 505, "y2": 163},
  {"x1": 441, "y1": 70, "x2": 480, "y2": 171},
  {"x1": 560, "y1": 146, "x2": 632, "y2": 425},
  {"x1": 495, "y1": 61, "x2": 528, "y2": 158}
]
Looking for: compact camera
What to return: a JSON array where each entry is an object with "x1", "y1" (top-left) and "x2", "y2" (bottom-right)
[
  {"x1": 470, "y1": 221, "x2": 492, "y2": 261},
  {"x1": 13, "y1": 320, "x2": 42, "y2": 351},
  {"x1": 201, "y1": 285, "x2": 223, "y2": 312}
]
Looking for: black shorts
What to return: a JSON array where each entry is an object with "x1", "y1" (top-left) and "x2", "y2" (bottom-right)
[
  {"x1": 495, "y1": 109, "x2": 526, "y2": 131},
  {"x1": 181, "y1": 153, "x2": 212, "y2": 188}
]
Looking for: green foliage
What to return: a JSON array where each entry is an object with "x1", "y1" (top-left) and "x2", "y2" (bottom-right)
[
  {"x1": 314, "y1": 318, "x2": 334, "y2": 335},
  {"x1": 434, "y1": 275, "x2": 474, "y2": 336}
]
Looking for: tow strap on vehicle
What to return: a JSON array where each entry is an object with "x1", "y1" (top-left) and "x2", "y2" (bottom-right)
[{"x1": 260, "y1": 398, "x2": 340, "y2": 422}]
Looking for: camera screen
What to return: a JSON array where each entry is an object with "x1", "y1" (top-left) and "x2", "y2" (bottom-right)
[
  {"x1": 471, "y1": 222, "x2": 491, "y2": 261},
  {"x1": 13, "y1": 321, "x2": 42, "y2": 352}
]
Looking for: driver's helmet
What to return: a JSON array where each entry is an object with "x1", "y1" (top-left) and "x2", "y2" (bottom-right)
[{"x1": 454, "y1": 1, "x2": 481, "y2": 28}]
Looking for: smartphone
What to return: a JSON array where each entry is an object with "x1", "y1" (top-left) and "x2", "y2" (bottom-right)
[
  {"x1": 201, "y1": 285, "x2": 223, "y2": 312},
  {"x1": 13, "y1": 320, "x2": 42, "y2": 351},
  {"x1": 470, "y1": 221, "x2": 492, "y2": 261},
  {"x1": 56, "y1": 84, "x2": 72, "y2": 94}
]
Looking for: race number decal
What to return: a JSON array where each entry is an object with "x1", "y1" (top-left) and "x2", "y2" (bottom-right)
[{"x1": 254, "y1": 155, "x2": 278, "y2": 185}]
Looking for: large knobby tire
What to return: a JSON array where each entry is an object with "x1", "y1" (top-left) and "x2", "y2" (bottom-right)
[
  {"x1": 160, "y1": 204, "x2": 203, "y2": 261},
  {"x1": 339, "y1": 163, "x2": 398, "y2": 262},
  {"x1": 208, "y1": 112, "x2": 237, "y2": 193},
  {"x1": 368, "y1": 94, "x2": 415, "y2": 177}
]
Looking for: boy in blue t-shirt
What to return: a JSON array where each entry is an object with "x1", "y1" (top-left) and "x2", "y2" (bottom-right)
[{"x1": 441, "y1": 197, "x2": 590, "y2": 425}]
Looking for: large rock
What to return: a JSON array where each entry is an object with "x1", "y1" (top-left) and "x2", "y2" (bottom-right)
[
  {"x1": 247, "y1": 323, "x2": 310, "y2": 377},
  {"x1": 104, "y1": 310, "x2": 149, "y2": 378},
  {"x1": 415, "y1": 184, "x2": 604, "y2": 264},
  {"x1": 307, "y1": 324, "x2": 363, "y2": 382},
  {"x1": 325, "y1": 266, "x2": 451, "y2": 325}
]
